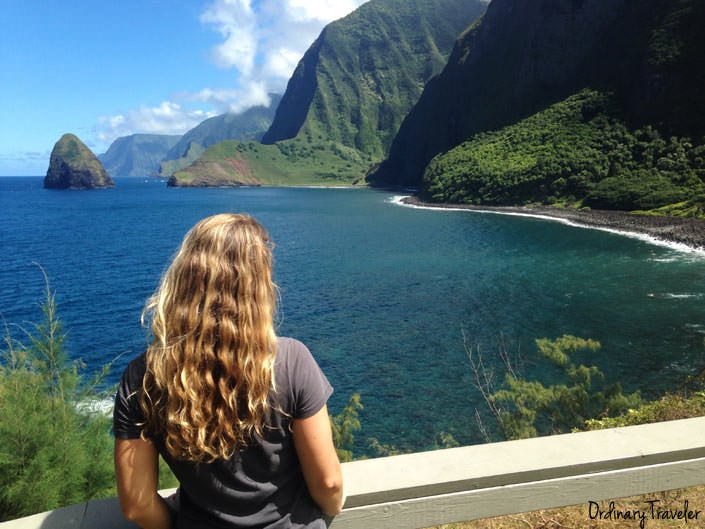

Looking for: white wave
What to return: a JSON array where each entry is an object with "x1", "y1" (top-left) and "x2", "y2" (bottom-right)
[
  {"x1": 684, "y1": 323, "x2": 705, "y2": 334},
  {"x1": 645, "y1": 292, "x2": 704, "y2": 300},
  {"x1": 75, "y1": 397, "x2": 114, "y2": 416},
  {"x1": 289, "y1": 185, "x2": 360, "y2": 189},
  {"x1": 390, "y1": 195, "x2": 705, "y2": 258}
]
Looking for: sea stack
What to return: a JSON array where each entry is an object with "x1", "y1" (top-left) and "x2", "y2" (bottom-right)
[{"x1": 44, "y1": 133, "x2": 114, "y2": 189}]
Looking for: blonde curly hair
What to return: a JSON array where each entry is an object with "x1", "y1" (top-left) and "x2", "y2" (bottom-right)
[{"x1": 140, "y1": 213, "x2": 278, "y2": 462}]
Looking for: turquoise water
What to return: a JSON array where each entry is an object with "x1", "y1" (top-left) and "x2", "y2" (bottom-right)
[{"x1": 2, "y1": 177, "x2": 705, "y2": 454}]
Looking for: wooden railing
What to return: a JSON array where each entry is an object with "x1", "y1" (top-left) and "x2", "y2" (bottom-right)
[{"x1": 3, "y1": 417, "x2": 705, "y2": 529}]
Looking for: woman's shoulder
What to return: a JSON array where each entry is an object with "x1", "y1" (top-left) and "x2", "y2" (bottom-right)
[
  {"x1": 274, "y1": 336, "x2": 332, "y2": 418},
  {"x1": 276, "y1": 336, "x2": 310, "y2": 356},
  {"x1": 120, "y1": 353, "x2": 147, "y2": 389},
  {"x1": 275, "y1": 337, "x2": 321, "y2": 372}
]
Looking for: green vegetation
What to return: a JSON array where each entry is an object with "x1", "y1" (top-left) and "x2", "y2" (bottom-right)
[
  {"x1": 158, "y1": 97, "x2": 281, "y2": 177},
  {"x1": 422, "y1": 90, "x2": 705, "y2": 214},
  {"x1": 367, "y1": 431, "x2": 460, "y2": 458},
  {"x1": 330, "y1": 393, "x2": 363, "y2": 462},
  {"x1": 57, "y1": 134, "x2": 82, "y2": 162},
  {"x1": 470, "y1": 334, "x2": 642, "y2": 441},
  {"x1": 45, "y1": 133, "x2": 114, "y2": 189},
  {"x1": 371, "y1": 0, "x2": 705, "y2": 196},
  {"x1": 586, "y1": 391, "x2": 705, "y2": 430},
  {"x1": 172, "y1": 0, "x2": 489, "y2": 187},
  {"x1": 471, "y1": 330, "x2": 704, "y2": 443},
  {"x1": 0, "y1": 274, "x2": 115, "y2": 521},
  {"x1": 172, "y1": 137, "x2": 372, "y2": 186},
  {"x1": 635, "y1": 195, "x2": 705, "y2": 218},
  {"x1": 158, "y1": 141, "x2": 206, "y2": 178},
  {"x1": 263, "y1": 0, "x2": 487, "y2": 160},
  {"x1": 295, "y1": 0, "x2": 461, "y2": 159}
]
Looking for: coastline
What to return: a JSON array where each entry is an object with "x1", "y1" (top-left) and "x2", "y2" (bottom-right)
[{"x1": 399, "y1": 196, "x2": 705, "y2": 254}]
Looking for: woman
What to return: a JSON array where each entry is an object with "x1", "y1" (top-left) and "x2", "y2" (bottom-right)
[{"x1": 113, "y1": 213, "x2": 343, "y2": 529}]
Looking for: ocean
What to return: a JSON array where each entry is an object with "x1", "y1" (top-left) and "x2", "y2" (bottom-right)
[{"x1": 2, "y1": 176, "x2": 705, "y2": 454}]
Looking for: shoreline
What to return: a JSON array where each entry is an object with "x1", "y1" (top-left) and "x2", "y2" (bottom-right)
[{"x1": 399, "y1": 196, "x2": 705, "y2": 254}]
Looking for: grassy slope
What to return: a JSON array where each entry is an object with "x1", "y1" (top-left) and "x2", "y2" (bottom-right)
[
  {"x1": 159, "y1": 97, "x2": 281, "y2": 177},
  {"x1": 172, "y1": 137, "x2": 372, "y2": 186}
]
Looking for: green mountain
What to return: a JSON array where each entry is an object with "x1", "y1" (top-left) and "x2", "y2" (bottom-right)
[
  {"x1": 170, "y1": 0, "x2": 488, "y2": 187},
  {"x1": 369, "y1": 0, "x2": 705, "y2": 212},
  {"x1": 159, "y1": 94, "x2": 282, "y2": 176},
  {"x1": 262, "y1": 0, "x2": 488, "y2": 159},
  {"x1": 99, "y1": 134, "x2": 181, "y2": 177},
  {"x1": 45, "y1": 133, "x2": 114, "y2": 189}
]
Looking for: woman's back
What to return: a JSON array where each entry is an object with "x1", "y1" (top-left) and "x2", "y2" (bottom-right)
[
  {"x1": 113, "y1": 214, "x2": 343, "y2": 529},
  {"x1": 115, "y1": 337, "x2": 333, "y2": 528}
]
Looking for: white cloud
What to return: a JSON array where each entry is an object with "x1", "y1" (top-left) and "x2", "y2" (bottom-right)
[
  {"x1": 200, "y1": 0, "x2": 370, "y2": 95},
  {"x1": 285, "y1": 0, "x2": 370, "y2": 23},
  {"x1": 187, "y1": 83, "x2": 271, "y2": 113},
  {"x1": 96, "y1": 102, "x2": 218, "y2": 146},
  {"x1": 200, "y1": 0, "x2": 257, "y2": 72},
  {"x1": 262, "y1": 47, "x2": 305, "y2": 80}
]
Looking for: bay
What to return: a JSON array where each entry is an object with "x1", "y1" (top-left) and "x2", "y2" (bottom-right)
[{"x1": 1, "y1": 176, "x2": 705, "y2": 454}]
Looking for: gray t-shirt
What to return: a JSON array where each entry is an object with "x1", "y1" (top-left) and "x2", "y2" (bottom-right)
[{"x1": 113, "y1": 337, "x2": 333, "y2": 529}]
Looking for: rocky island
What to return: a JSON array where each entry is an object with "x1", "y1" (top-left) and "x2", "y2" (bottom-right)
[{"x1": 44, "y1": 133, "x2": 114, "y2": 190}]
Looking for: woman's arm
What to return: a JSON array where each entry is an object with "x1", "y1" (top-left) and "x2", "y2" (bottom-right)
[
  {"x1": 114, "y1": 438, "x2": 173, "y2": 529},
  {"x1": 292, "y1": 405, "x2": 344, "y2": 516}
]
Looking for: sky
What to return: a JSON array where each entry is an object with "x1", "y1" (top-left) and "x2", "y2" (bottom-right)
[{"x1": 0, "y1": 0, "x2": 369, "y2": 176}]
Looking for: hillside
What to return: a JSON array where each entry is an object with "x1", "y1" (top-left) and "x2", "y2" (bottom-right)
[
  {"x1": 99, "y1": 134, "x2": 180, "y2": 177},
  {"x1": 421, "y1": 89, "x2": 705, "y2": 211},
  {"x1": 172, "y1": 0, "x2": 487, "y2": 187},
  {"x1": 369, "y1": 0, "x2": 705, "y2": 212},
  {"x1": 262, "y1": 0, "x2": 488, "y2": 161},
  {"x1": 169, "y1": 137, "x2": 370, "y2": 187},
  {"x1": 158, "y1": 94, "x2": 282, "y2": 176}
]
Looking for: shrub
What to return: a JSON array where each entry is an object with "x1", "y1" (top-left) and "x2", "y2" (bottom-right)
[
  {"x1": 585, "y1": 391, "x2": 705, "y2": 430},
  {"x1": 330, "y1": 393, "x2": 362, "y2": 462},
  {"x1": 0, "y1": 273, "x2": 115, "y2": 521},
  {"x1": 470, "y1": 335, "x2": 641, "y2": 440}
]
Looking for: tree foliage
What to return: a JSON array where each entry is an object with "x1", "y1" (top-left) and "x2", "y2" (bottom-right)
[
  {"x1": 0, "y1": 273, "x2": 115, "y2": 521},
  {"x1": 471, "y1": 335, "x2": 642, "y2": 441},
  {"x1": 330, "y1": 393, "x2": 363, "y2": 463},
  {"x1": 422, "y1": 90, "x2": 705, "y2": 214}
]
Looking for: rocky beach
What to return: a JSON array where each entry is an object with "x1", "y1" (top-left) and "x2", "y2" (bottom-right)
[{"x1": 401, "y1": 197, "x2": 705, "y2": 252}]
